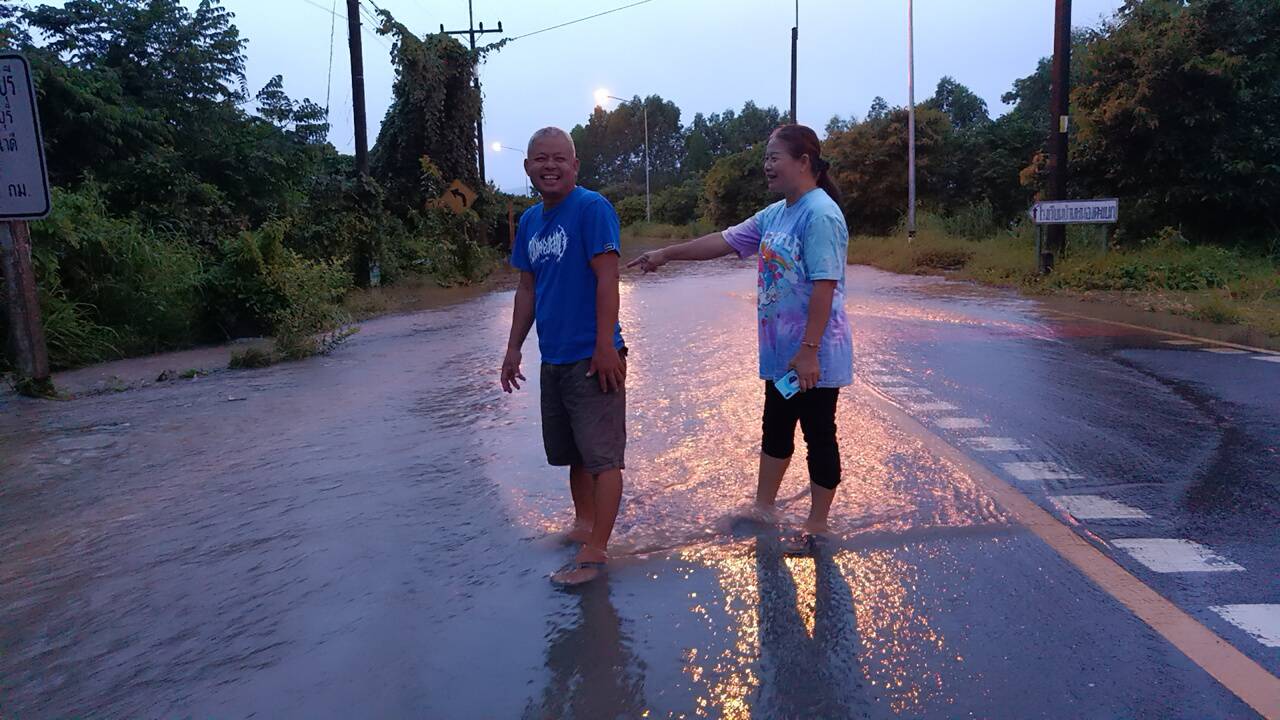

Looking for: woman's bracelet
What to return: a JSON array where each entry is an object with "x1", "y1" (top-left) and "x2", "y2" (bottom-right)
[{"x1": 801, "y1": 341, "x2": 820, "y2": 349}]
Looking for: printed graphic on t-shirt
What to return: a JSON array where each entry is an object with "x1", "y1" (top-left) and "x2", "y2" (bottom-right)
[
  {"x1": 528, "y1": 225, "x2": 569, "y2": 265},
  {"x1": 758, "y1": 231, "x2": 801, "y2": 309}
]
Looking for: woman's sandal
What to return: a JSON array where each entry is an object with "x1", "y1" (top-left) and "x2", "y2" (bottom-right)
[
  {"x1": 782, "y1": 532, "x2": 829, "y2": 558},
  {"x1": 550, "y1": 559, "x2": 607, "y2": 587}
]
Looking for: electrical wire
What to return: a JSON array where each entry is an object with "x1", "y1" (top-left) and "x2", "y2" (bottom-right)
[
  {"x1": 509, "y1": 0, "x2": 657, "y2": 42},
  {"x1": 325, "y1": 0, "x2": 337, "y2": 113}
]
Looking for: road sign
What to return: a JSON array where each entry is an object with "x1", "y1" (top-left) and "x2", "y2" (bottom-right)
[
  {"x1": 437, "y1": 179, "x2": 477, "y2": 214},
  {"x1": 0, "y1": 54, "x2": 51, "y2": 220},
  {"x1": 1030, "y1": 198, "x2": 1118, "y2": 225}
]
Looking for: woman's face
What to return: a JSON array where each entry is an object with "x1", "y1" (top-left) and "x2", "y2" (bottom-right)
[{"x1": 763, "y1": 137, "x2": 809, "y2": 195}]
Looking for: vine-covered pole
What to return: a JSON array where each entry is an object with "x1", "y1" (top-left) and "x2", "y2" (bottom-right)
[{"x1": 442, "y1": 1, "x2": 503, "y2": 183}]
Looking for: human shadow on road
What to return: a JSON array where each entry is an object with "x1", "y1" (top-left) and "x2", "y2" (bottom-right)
[
  {"x1": 521, "y1": 578, "x2": 647, "y2": 720},
  {"x1": 753, "y1": 534, "x2": 872, "y2": 720}
]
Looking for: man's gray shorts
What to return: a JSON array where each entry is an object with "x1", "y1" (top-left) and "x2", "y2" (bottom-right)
[{"x1": 539, "y1": 352, "x2": 626, "y2": 474}]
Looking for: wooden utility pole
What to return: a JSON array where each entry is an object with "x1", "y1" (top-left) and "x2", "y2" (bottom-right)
[
  {"x1": 1043, "y1": 0, "x2": 1072, "y2": 273},
  {"x1": 1, "y1": 221, "x2": 50, "y2": 393},
  {"x1": 907, "y1": 0, "x2": 917, "y2": 243},
  {"x1": 346, "y1": 0, "x2": 369, "y2": 176},
  {"x1": 442, "y1": 0, "x2": 503, "y2": 184}
]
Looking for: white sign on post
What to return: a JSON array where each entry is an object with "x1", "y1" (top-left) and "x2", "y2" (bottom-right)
[
  {"x1": 0, "y1": 54, "x2": 51, "y2": 220},
  {"x1": 1029, "y1": 199, "x2": 1118, "y2": 225}
]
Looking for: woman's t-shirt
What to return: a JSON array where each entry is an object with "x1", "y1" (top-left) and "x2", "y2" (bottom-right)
[{"x1": 721, "y1": 188, "x2": 853, "y2": 388}]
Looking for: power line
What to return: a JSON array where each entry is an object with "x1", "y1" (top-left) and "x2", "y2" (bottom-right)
[
  {"x1": 510, "y1": 0, "x2": 657, "y2": 42},
  {"x1": 295, "y1": 0, "x2": 389, "y2": 50},
  {"x1": 325, "y1": 0, "x2": 337, "y2": 113}
]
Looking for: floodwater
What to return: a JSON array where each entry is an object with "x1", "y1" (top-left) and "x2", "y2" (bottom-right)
[{"x1": 1, "y1": 258, "x2": 1271, "y2": 719}]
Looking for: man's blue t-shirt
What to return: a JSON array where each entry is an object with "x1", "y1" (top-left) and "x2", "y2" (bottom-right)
[{"x1": 511, "y1": 186, "x2": 625, "y2": 365}]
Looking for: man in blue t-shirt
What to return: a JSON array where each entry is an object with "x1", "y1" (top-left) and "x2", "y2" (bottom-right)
[{"x1": 500, "y1": 127, "x2": 626, "y2": 587}]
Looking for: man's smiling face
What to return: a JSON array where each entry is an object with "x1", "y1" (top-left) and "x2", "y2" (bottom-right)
[{"x1": 525, "y1": 132, "x2": 579, "y2": 202}]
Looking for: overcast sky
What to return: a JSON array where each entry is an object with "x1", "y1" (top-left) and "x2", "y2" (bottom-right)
[{"x1": 122, "y1": 1, "x2": 1125, "y2": 193}]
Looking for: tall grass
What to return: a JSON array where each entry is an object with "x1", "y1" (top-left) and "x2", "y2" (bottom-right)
[{"x1": 848, "y1": 211, "x2": 1280, "y2": 337}]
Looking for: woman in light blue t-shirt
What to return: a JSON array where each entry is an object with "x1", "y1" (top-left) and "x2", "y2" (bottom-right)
[{"x1": 628, "y1": 124, "x2": 853, "y2": 552}]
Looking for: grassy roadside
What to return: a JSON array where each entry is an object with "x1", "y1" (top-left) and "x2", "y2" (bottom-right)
[{"x1": 849, "y1": 217, "x2": 1280, "y2": 345}]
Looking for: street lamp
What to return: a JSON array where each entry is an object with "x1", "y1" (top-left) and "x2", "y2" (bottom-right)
[
  {"x1": 594, "y1": 88, "x2": 650, "y2": 223},
  {"x1": 490, "y1": 142, "x2": 529, "y2": 196}
]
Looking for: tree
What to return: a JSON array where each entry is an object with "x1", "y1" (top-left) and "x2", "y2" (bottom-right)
[
  {"x1": 925, "y1": 77, "x2": 990, "y2": 130},
  {"x1": 571, "y1": 94, "x2": 683, "y2": 194},
  {"x1": 825, "y1": 114, "x2": 855, "y2": 137},
  {"x1": 702, "y1": 144, "x2": 769, "y2": 227},
  {"x1": 1071, "y1": 0, "x2": 1280, "y2": 242},
  {"x1": 825, "y1": 106, "x2": 952, "y2": 234},
  {"x1": 866, "y1": 96, "x2": 890, "y2": 122}
]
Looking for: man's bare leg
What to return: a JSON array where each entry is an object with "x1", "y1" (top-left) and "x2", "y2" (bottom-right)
[
  {"x1": 555, "y1": 468, "x2": 622, "y2": 584},
  {"x1": 567, "y1": 464, "x2": 594, "y2": 543}
]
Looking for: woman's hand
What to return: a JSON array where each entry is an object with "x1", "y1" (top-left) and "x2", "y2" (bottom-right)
[
  {"x1": 789, "y1": 346, "x2": 820, "y2": 392},
  {"x1": 626, "y1": 248, "x2": 669, "y2": 273}
]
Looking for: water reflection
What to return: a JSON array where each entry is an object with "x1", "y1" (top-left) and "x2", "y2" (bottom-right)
[
  {"x1": 753, "y1": 536, "x2": 869, "y2": 719},
  {"x1": 522, "y1": 581, "x2": 648, "y2": 720}
]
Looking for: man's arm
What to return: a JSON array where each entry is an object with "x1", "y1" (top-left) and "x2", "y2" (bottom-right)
[
  {"x1": 501, "y1": 271, "x2": 535, "y2": 393},
  {"x1": 588, "y1": 252, "x2": 624, "y2": 393}
]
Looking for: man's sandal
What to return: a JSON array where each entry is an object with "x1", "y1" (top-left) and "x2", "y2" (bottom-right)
[{"x1": 550, "y1": 560, "x2": 607, "y2": 587}]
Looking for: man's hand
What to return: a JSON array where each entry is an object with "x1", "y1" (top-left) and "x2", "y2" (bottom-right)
[
  {"x1": 789, "y1": 346, "x2": 820, "y2": 392},
  {"x1": 500, "y1": 348, "x2": 526, "y2": 393},
  {"x1": 587, "y1": 345, "x2": 625, "y2": 393},
  {"x1": 626, "y1": 248, "x2": 668, "y2": 273}
]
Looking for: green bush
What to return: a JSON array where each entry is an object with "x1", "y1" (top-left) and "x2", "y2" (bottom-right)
[
  {"x1": 207, "y1": 220, "x2": 353, "y2": 343},
  {"x1": 29, "y1": 185, "x2": 204, "y2": 355},
  {"x1": 703, "y1": 144, "x2": 770, "y2": 227}
]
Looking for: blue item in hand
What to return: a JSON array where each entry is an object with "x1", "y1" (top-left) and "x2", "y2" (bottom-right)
[{"x1": 774, "y1": 369, "x2": 801, "y2": 400}]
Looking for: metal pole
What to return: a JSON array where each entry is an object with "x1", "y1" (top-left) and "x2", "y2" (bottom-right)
[
  {"x1": 346, "y1": 0, "x2": 368, "y2": 176},
  {"x1": 790, "y1": 0, "x2": 798, "y2": 124},
  {"x1": 0, "y1": 220, "x2": 51, "y2": 394},
  {"x1": 906, "y1": 0, "x2": 917, "y2": 242},
  {"x1": 1044, "y1": 0, "x2": 1072, "y2": 268},
  {"x1": 643, "y1": 103, "x2": 651, "y2": 222}
]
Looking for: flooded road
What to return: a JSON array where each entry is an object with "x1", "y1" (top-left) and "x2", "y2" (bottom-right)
[{"x1": 2, "y1": 259, "x2": 1277, "y2": 718}]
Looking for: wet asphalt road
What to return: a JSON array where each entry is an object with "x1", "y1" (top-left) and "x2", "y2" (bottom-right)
[{"x1": 1, "y1": 259, "x2": 1276, "y2": 719}]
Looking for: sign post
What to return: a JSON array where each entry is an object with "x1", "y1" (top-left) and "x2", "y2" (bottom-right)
[
  {"x1": 0, "y1": 53, "x2": 53, "y2": 395},
  {"x1": 1029, "y1": 198, "x2": 1118, "y2": 274}
]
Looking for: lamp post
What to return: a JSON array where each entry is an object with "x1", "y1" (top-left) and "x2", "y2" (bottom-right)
[
  {"x1": 490, "y1": 142, "x2": 529, "y2": 196},
  {"x1": 906, "y1": 0, "x2": 917, "y2": 243},
  {"x1": 595, "y1": 88, "x2": 650, "y2": 223}
]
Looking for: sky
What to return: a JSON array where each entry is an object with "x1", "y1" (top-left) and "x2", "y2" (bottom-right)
[{"x1": 134, "y1": 0, "x2": 1124, "y2": 193}]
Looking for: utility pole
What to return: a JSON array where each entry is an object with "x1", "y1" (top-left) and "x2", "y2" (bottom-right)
[
  {"x1": 1043, "y1": 0, "x2": 1072, "y2": 273},
  {"x1": 346, "y1": 0, "x2": 368, "y2": 176},
  {"x1": 442, "y1": 0, "x2": 503, "y2": 184},
  {"x1": 906, "y1": 0, "x2": 917, "y2": 243},
  {"x1": 789, "y1": 0, "x2": 798, "y2": 124},
  {"x1": 345, "y1": 0, "x2": 375, "y2": 285}
]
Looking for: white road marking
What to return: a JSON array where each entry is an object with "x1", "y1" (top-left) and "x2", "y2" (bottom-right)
[
  {"x1": 964, "y1": 436, "x2": 1029, "y2": 452},
  {"x1": 1001, "y1": 461, "x2": 1083, "y2": 481},
  {"x1": 867, "y1": 374, "x2": 910, "y2": 384},
  {"x1": 904, "y1": 401, "x2": 958, "y2": 413},
  {"x1": 884, "y1": 386, "x2": 933, "y2": 397},
  {"x1": 1252, "y1": 355, "x2": 1280, "y2": 364},
  {"x1": 1211, "y1": 605, "x2": 1280, "y2": 648},
  {"x1": 1050, "y1": 495, "x2": 1150, "y2": 520},
  {"x1": 935, "y1": 417, "x2": 989, "y2": 430},
  {"x1": 1161, "y1": 340, "x2": 1202, "y2": 346},
  {"x1": 1112, "y1": 539, "x2": 1244, "y2": 573},
  {"x1": 1202, "y1": 347, "x2": 1249, "y2": 355}
]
